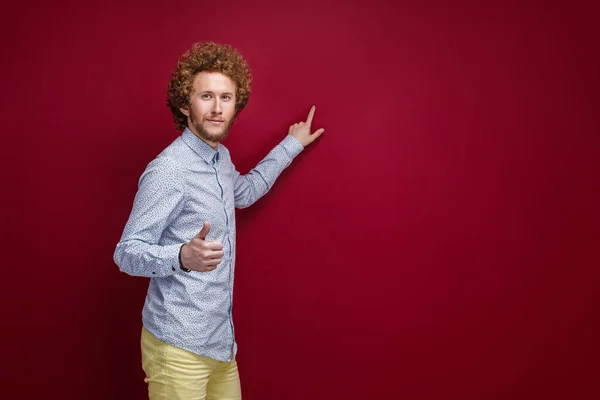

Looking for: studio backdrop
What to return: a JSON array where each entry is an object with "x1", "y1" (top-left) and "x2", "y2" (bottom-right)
[{"x1": 2, "y1": 0, "x2": 598, "y2": 399}]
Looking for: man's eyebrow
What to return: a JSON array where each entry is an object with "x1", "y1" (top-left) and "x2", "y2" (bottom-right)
[{"x1": 198, "y1": 90, "x2": 234, "y2": 95}]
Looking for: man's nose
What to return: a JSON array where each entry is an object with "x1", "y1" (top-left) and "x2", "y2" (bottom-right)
[{"x1": 212, "y1": 99, "x2": 222, "y2": 114}]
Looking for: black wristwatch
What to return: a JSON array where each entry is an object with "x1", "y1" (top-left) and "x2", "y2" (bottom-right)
[{"x1": 178, "y1": 244, "x2": 191, "y2": 273}]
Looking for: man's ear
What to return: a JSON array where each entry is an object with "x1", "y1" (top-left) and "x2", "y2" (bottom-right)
[{"x1": 179, "y1": 106, "x2": 190, "y2": 117}]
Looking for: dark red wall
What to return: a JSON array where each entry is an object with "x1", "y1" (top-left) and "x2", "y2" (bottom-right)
[{"x1": 2, "y1": 1, "x2": 599, "y2": 399}]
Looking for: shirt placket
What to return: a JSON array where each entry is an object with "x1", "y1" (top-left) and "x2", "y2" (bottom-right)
[{"x1": 212, "y1": 152, "x2": 235, "y2": 361}]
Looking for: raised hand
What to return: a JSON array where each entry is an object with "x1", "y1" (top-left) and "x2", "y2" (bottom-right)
[
  {"x1": 180, "y1": 221, "x2": 224, "y2": 272},
  {"x1": 288, "y1": 105, "x2": 325, "y2": 147}
]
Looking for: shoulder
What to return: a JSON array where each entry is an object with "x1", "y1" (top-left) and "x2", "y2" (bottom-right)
[
  {"x1": 139, "y1": 150, "x2": 186, "y2": 188},
  {"x1": 156, "y1": 137, "x2": 191, "y2": 165},
  {"x1": 147, "y1": 136, "x2": 198, "y2": 173}
]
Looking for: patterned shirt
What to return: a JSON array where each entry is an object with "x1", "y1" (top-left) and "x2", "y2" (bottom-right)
[{"x1": 114, "y1": 128, "x2": 304, "y2": 361}]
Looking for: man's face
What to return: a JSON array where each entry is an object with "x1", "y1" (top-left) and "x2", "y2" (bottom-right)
[{"x1": 180, "y1": 71, "x2": 237, "y2": 147}]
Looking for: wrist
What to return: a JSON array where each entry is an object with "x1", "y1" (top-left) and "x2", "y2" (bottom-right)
[
  {"x1": 178, "y1": 244, "x2": 191, "y2": 273},
  {"x1": 284, "y1": 134, "x2": 306, "y2": 154}
]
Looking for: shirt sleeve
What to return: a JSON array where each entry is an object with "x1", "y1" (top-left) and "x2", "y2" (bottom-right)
[
  {"x1": 114, "y1": 157, "x2": 187, "y2": 278},
  {"x1": 234, "y1": 135, "x2": 304, "y2": 209}
]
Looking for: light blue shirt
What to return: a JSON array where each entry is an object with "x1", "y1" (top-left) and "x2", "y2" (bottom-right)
[{"x1": 114, "y1": 128, "x2": 304, "y2": 361}]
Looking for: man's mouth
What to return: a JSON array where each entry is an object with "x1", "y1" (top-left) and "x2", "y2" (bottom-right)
[{"x1": 206, "y1": 119, "x2": 224, "y2": 123}]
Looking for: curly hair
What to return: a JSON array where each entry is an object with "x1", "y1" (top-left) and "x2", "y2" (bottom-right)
[{"x1": 167, "y1": 42, "x2": 252, "y2": 131}]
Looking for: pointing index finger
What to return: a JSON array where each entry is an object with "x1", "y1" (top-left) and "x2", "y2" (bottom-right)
[{"x1": 306, "y1": 105, "x2": 316, "y2": 126}]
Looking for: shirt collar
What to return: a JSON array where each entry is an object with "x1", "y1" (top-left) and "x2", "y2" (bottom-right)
[{"x1": 181, "y1": 128, "x2": 220, "y2": 165}]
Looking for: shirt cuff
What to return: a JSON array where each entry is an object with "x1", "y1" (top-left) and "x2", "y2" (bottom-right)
[
  {"x1": 280, "y1": 135, "x2": 305, "y2": 158},
  {"x1": 158, "y1": 243, "x2": 184, "y2": 276}
]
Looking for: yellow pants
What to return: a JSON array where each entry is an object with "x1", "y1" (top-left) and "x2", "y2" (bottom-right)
[{"x1": 141, "y1": 326, "x2": 241, "y2": 400}]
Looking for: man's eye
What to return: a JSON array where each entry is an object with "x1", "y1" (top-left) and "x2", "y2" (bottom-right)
[
  {"x1": 222, "y1": 95, "x2": 231, "y2": 100},
  {"x1": 201, "y1": 94, "x2": 212, "y2": 99}
]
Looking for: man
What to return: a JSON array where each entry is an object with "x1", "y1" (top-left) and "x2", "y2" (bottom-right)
[{"x1": 113, "y1": 42, "x2": 323, "y2": 399}]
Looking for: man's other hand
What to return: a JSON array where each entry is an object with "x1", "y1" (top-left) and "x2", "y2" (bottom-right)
[{"x1": 288, "y1": 105, "x2": 324, "y2": 147}]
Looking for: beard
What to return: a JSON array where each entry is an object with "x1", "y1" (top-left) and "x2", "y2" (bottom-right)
[{"x1": 189, "y1": 109, "x2": 234, "y2": 144}]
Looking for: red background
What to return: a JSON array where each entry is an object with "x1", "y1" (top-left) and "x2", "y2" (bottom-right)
[{"x1": 2, "y1": 0, "x2": 599, "y2": 399}]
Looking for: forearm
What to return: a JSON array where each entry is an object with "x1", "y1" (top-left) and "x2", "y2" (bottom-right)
[
  {"x1": 114, "y1": 239, "x2": 182, "y2": 278},
  {"x1": 235, "y1": 135, "x2": 304, "y2": 208}
]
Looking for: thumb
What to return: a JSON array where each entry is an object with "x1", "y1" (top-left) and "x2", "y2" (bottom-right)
[
  {"x1": 310, "y1": 128, "x2": 325, "y2": 142},
  {"x1": 195, "y1": 221, "x2": 211, "y2": 240}
]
